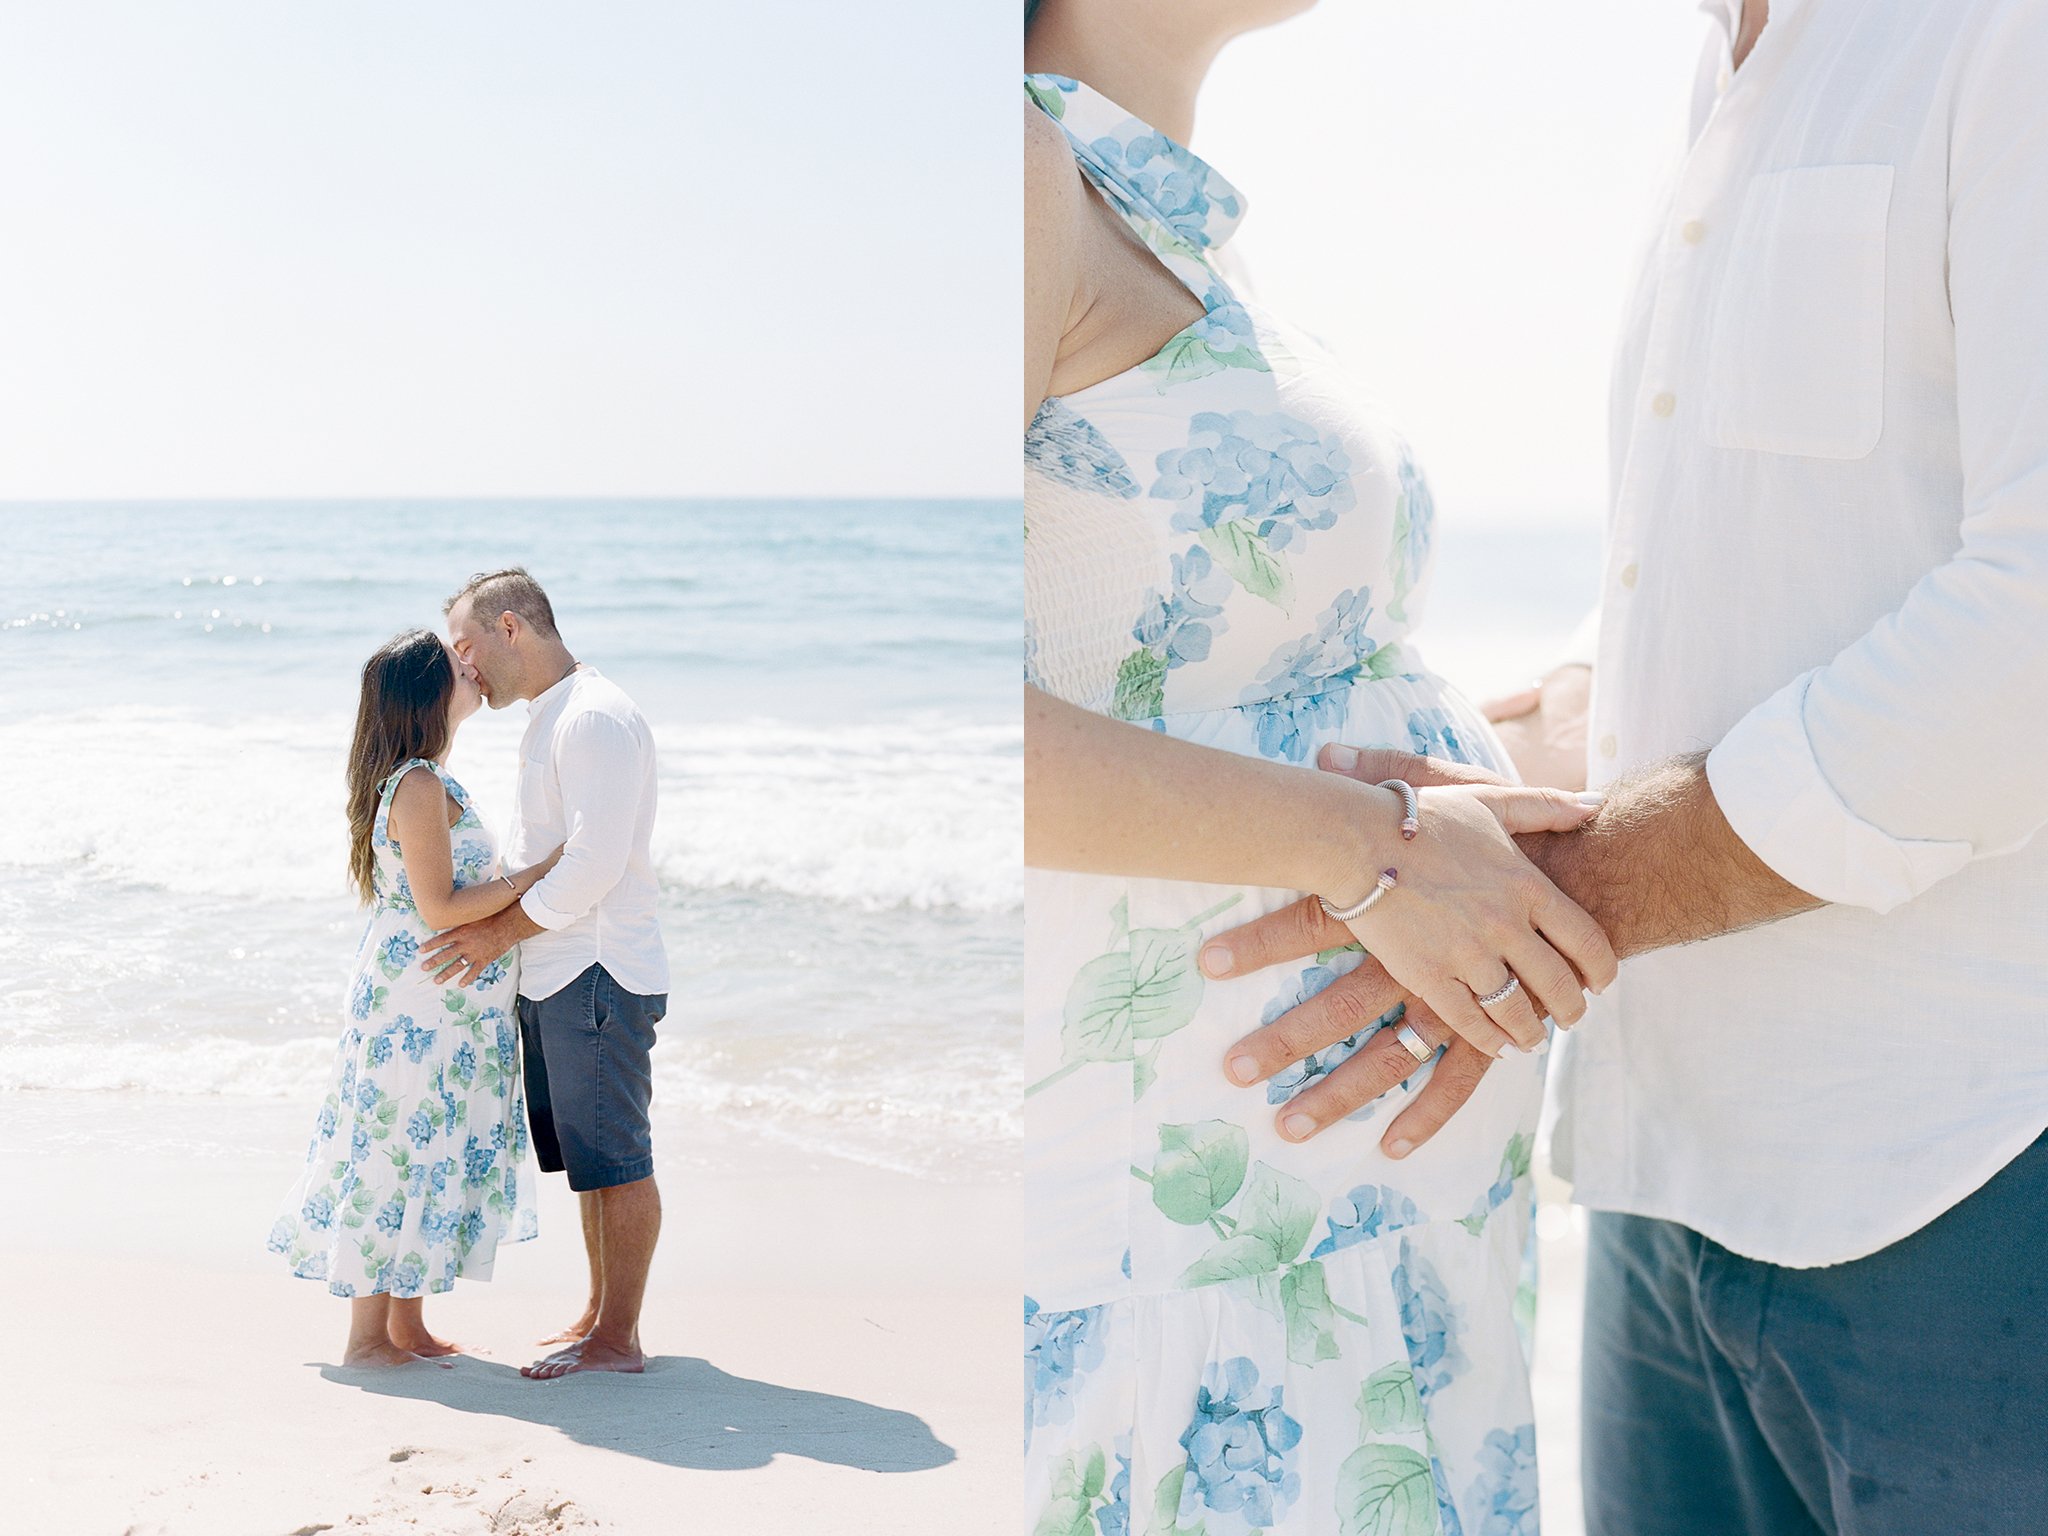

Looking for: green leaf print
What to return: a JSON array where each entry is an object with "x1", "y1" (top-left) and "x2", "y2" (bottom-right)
[
  {"x1": 1025, "y1": 76, "x2": 1067, "y2": 120},
  {"x1": 1504, "y1": 1131, "x2": 1534, "y2": 1182},
  {"x1": 1335, "y1": 1444, "x2": 1439, "y2": 1536},
  {"x1": 1281, "y1": 1260, "x2": 1342, "y2": 1365},
  {"x1": 1150, "y1": 1121, "x2": 1251, "y2": 1226},
  {"x1": 1317, "y1": 944, "x2": 1366, "y2": 965},
  {"x1": 1036, "y1": 1445, "x2": 1108, "y2": 1536},
  {"x1": 1179, "y1": 1233, "x2": 1285, "y2": 1289},
  {"x1": 1234, "y1": 1161, "x2": 1320, "y2": 1267},
  {"x1": 1359, "y1": 1364, "x2": 1424, "y2": 1437},
  {"x1": 1031, "y1": 896, "x2": 1239, "y2": 1099},
  {"x1": 1149, "y1": 1467, "x2": 1210, "y2": 1536},
  {"x1": 1112, "y1": 647, "x2": 1167, "y2": 721},
  {"x1": 1140, "y1": 329, "x2": 1270, "y2": 393},
  {"x1": 1362, "y1": 643, "x2": 1410, "y2": 681},
  {"x1": 1199, "y1": 519, "x2": 1294, "y2": 610}
]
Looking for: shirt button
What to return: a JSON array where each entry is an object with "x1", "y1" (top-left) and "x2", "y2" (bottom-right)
[
  {"x1": 1681, "y1": 219, "x2": 1708, "y2": 245},
  {"x1": 1651, "y1": 392, "x2": 1677, "y2": 419},
  {"x1": 1599, "y1": 734, "x2": 1618, "y2": 759},
  {"x1": 1620, "y1": 563, "x2": 1640, "y2": 589}
]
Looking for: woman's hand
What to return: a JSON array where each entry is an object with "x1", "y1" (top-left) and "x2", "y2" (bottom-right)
[{"x1": 1310, "y1": 781, "x2": 1616, "y2": 1059}]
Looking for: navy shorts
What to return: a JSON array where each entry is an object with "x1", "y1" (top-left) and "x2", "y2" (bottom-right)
[
  {"x1": 516, "y1": 964, "x2": 665, "y2": 1193},
  {"x1": 1581, "y1": 1129, "x2": 2048, "y2": 1536}
]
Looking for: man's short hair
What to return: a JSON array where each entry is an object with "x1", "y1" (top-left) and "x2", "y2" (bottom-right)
[{"x1": 444, "y1": 567, "x2": 560, "y2": 640}]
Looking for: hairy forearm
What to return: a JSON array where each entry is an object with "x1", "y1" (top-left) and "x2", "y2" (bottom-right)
[
  {"x1": 1024, "y1": 685, "x2": 1393, "y2": 899},
  {"x1": 1518, "y1": 753, "x2": 1824, "y2": 959}
]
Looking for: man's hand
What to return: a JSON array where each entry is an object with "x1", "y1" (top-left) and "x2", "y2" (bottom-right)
[
  {"x1": 1210, "y1": 902, "x2": 1506, "y2": 1156},
  {"x1": 419, "y1": 906, "x2": 535, "y2": 989},
  {"x1": 1194, "y1": 745, "x2": 1525, "y2": 1156},
  {"x1": 1210, "y1": 745, "x2": 1821, "y2": 1156},
  {"x1": 1482, "y1": 663, "x2": 1592, "y2": 791}
]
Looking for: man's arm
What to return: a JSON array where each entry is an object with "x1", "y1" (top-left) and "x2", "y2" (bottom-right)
[
  {"x1": 1201, "y1": 747, "x2": 1823, "y2": 1150},
  {"x1": 519, "y1": 712, "x2": 644, "y2": 932},
  {"x1": 419, "y1": 713, "x2": 644, "y2": 988},
  {"x1": 1703, "y1": 3, "x2": 2048, "y2": 913},
  {"x1": 1519, "y1": 753, "x2": 1820, "y2": 959}
]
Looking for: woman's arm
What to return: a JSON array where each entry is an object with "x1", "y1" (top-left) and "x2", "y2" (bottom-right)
[
  {"x1": 387, "y1": 766, "x2": 560, "y2": 932},
  {"x1": 1025, "y1": 100, "x2": 1082, "y2": 429},
  {"x1": 1026, "y1": 687, "x2": 1615, "y2": 1058}
]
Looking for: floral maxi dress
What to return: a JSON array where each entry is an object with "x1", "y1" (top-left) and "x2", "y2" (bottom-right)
[
  {"x1": 1024, "y1": 76, "x2": 1543, "y2": 1536},
  {"x1": 268, "y1": 758, "x2": 538, "y2": 1297}
]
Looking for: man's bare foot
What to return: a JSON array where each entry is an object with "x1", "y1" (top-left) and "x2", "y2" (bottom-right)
[
  {"x1": 388, "y1": 1324, "x2": 464, "y2": 1358},
  {"x1": 536, "y1": 1311, "x2": 599, "y2": 1347},
  {"x1": 341, "y1": 1340, "x2": 453, "y2": 1369},
  {"x1": 520, "y1": 1337, "x2": 645, "y2": 1379}
]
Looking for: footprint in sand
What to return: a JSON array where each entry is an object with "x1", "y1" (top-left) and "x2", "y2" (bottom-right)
[{"x1": 297, "y1": 1451, "x2": 600, "y2": 1534}]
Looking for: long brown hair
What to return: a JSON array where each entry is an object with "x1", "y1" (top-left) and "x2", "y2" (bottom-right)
[{"x1": 345, "y1": 629, "x2": 455, "y2": 904}]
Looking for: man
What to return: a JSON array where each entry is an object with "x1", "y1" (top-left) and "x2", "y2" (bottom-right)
[
  {"x1": 420, "y1": 567, "x2": 670, "y2": 1381},
  {"x1": 1199, "y1": 2, "x2": 2048, "y2": 1531}
]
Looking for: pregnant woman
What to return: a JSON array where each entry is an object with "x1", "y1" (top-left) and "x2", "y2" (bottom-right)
[
  {"x1": 1023, "y1": 2, "x2": 1615, "y2": 1530},
  {"x1": 267, "y1": 629, "x2": 553, "y2": 1367}
]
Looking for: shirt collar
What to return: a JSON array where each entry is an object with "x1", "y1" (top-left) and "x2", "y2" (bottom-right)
[
  {"x1": 1024, "y1": 73, "x2": 1246, "y2": 253},
  {"x1": 1697, "y1": 0, "x2": 1808, "y2": 42},
  {"x1": 526, "y1": 662, "x2": 585, "y2": 718}
]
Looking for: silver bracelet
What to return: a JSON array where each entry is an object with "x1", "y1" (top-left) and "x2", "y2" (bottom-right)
[
  {"x1": 1319, "y1": 867, "x2": 1399, "y2": 923},
  {"x1": 1381, "y1": 778, "x2": 1421, "y2": 841},
  {"x1": 498, "y1": 872, "x2": 516, "y2": 892}
]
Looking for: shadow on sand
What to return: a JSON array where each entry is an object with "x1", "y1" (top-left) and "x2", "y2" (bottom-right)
[{"x1": 318, "y1": 1353, "x2": 956, "y2": 1475}]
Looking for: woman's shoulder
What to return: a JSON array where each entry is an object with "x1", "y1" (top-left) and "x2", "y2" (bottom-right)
[{"x1": 386, "y1": 760, "x2": 451, "y2": 815}]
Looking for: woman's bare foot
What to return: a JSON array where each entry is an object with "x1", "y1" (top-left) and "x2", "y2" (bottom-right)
[
  {"x1": 536, "y1": 1309, "x2": 599, "y2": 1347},
  {"x1": 388, "y1": 1324, "x2": 463, "y2": 1358},
  {"x1": 520, "y1": 1337, "x2": 645, "y2": 1379},
  {"x1": 341, "y1": 1339, "x2": 451, "y2": 1369},
  {"x1": 385, "y1": 1297, "x2": 464, "y2": 1357}
]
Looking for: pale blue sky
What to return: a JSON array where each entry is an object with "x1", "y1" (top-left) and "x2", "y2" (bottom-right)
[
  {"x1": 1209, "y1": 1, "x2": 1709, "y2": 525},
  {"x1": 0, "y1": 0, "x2": 1016, "y2": 499}
]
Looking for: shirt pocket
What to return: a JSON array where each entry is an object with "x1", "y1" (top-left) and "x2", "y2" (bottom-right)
[{"x1": 1701, "y1": 164, "x2": 1895, "y2": 460}]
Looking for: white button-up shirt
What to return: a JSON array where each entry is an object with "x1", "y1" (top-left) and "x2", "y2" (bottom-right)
[
  {"x1": 1553, "y1": 0, "x2": 2048, "y2": 1267},
  {"x1": 507, "y1": 666, "x2": 669, "y2": 1002}
]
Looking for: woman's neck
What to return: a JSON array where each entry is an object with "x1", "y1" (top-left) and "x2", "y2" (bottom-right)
[{"x1": 1026, "y1": 5, "x2": 1223, "y2": 145}]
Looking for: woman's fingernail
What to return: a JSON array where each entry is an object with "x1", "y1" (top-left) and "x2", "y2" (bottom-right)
[
  {"x1": 1199, "y1": 943, "x2": 1231, "y2": 977},
  {"x1": 1387, "y1": 1137, "x2": 1414, "y2": 1159},
  {"x1": 1496, "y1": 1041, "x2": 1517, "y2": 1059},
  {"x1": 1227, "y1": 1055, "x2": 1260, "y2": 1085},
  {"x1": 1323, "y1": 744, "x2": 1359, "y2": 771},
  {"x1": 1575, "y1": 791, "x2": 1606, "y2": 807},
  {"x1": 1282, "y1": 1113, "x2": 1317, "y2": 1140}
]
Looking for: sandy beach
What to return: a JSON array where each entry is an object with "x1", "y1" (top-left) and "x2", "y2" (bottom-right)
[{"x1": 0, "y1": 1093, "x2": 1015, "y2": 1536}]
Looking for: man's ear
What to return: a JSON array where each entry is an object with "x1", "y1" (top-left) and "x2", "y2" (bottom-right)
[{"x1": 499, "y1": 611, "x2": 521, "y2": 645}]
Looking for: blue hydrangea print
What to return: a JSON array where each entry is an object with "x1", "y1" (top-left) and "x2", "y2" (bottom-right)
[
  {"x1": 1468, "y1": 1426, "x2": 1538, "y2": 1536},
  {"x1": 1028, "y1": 399, "x2": 1142, "y2": 499},
  {"x1": 1026, "y1": 1298, "x2": 1108, "y2": 1443},
  {"x1": 1177, "y1": 1356, "x2": 1304, "y2": 1533},
  {"x1": 1394, "y1": 1239, "x2": 1469, "y2": 1399}
]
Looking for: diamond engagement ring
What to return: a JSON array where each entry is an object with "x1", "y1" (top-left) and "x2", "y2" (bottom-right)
[
  {"x1": 1475, "y1": 975, "x2": 1523, "y2": 1009},
  {"x1": 1319, "y1": 868, "x2": 1399, "y2": 923},
  {"x1": 1394, "y1": 1023, "x2": 1436, "y2": 1064}
]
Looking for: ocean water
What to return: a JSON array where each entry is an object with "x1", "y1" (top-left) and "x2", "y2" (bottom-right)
[{"x1": 0, "y1": 501, "x2": 1022, "y2": 1180}]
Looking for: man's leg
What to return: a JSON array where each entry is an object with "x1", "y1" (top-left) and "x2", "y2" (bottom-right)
[
  {"x1": 536, "y1": 1190, "x2": 604, "y2": 1345},
  {"x1": 521, "y1": 968, "x2": 664, "y2": 1379},
  {"x1": 591, "y1": 1174, "x2": 661, "y2": 1353},
  {"x1": 1581, "y1": 1211, "x2": 1826, "y2": 1536},
  {"x1": 1736, "y1": 1129, "x2": 2048, "y2": 1536}
]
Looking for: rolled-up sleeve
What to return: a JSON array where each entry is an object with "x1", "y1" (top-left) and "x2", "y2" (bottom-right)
[
  {"x1": 520, "y1": 712, "x2": 645, "y2": 931},
  {"x1": 1707, "y1": 2, "x2": 2048, "y2": 913}
]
